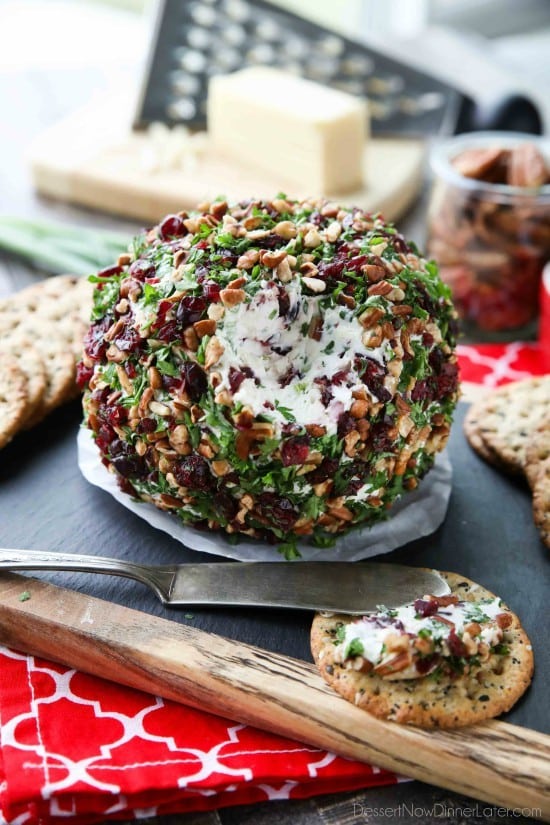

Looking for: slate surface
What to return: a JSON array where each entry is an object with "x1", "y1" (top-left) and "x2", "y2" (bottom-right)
[{"x1": 0, "y1": 401, "x2": 547, "y2": 734}]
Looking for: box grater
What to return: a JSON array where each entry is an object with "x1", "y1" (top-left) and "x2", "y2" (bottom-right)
[{"x1": 134, "y1": 0, "x2": 465, "y2": 136}]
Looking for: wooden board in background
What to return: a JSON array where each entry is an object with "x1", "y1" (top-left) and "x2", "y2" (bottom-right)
[{"x1": 28, "y1": 93, "x2": 424, "y2": 224}]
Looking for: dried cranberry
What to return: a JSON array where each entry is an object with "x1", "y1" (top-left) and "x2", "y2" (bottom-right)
[
  {"x1": 159, "y1": 214, "x2": 186, "y2": 240},
  {"x1": 436, "y1": 362, "x2": 459, "y2": 398},
  {"x1": 332, "y1": 369, "x2": 348, "y2": 385},
  {"x1": 257, "y1": 492, "x2": 298, "y2": 532},
  {"x1": 370, "y1": 420, "x2": 395, "y2": 452},
  {"x1": 317, "y1": 259, "x2": 345, "y2": 280},
  {"x1": 228, "y1": 366, "x2": 255, "y2": 394},
  {"x1": 414, "y1": 598, "x2": 438, "y2": 617},
  {"x1": 416, "y1": 654, "x2": 440, "y2": 675},
  {"x1": 314, "y1": 377, "x2": 332, "y2": 406},
  {"x1": 137, "y1": 417, "x2": 156, "y2": 434},
  {"x1": 337, "y1": 412, "x2": 356, "y2": 438},
  {"x1": 213, "y1": 489, "x2": 238, "y2": 520},
  {"x1": 84, "y1": 315, "x2": 112, "y2": 361},
  {"x1": 447, "y1": 630, "x2": 468, "y2": 658},
  {"x1": 202, "y1": 281, "x2": 221, "y2": 302},
  {"x1": 345, "y1": 254, "x2": 369, "y2": 273},
  {"x1": 105, "y1": 404, "x2": 127, "y2": 428},
  {"x1": 277, "y1": 287, "x2": 290, "y2": 317},
  {"x1": 156, "y1": 321, "x2": 180, "y2": 343},
  {"x1": 174, "y1": 455, "x2": 214, "y2": 491},
  {"x1": 271, "y1": 345, "x2": 292, "y2": 356},
  {"x1": 360, "y1": 358, "x2": 391, "y2": 403},
  {"x1": 218, "y1": 250, "x2": 238, "y2": 267},
  {"x1": 428, "y1": 347, "x2": 445, "y2": 373},
  {"x1": 181, "y1": 361, "x2": 207, "y2": 401},
  {"x1": 128, "y1": 260, "x2": 155, "y2": 281},
  {"x1": 109, "y1": 439, "x2": 147, "y2": 479},
  {"x1": 279, "y1": 366, "x2": 298, "y2": 387},
  {"x1": 76, "y1": 361, "x2": 94, "y2": 389},
  {"x1": 97, "y1": 265, "x2": 123, "y2": 279},
  {"x1": 391, "y1": 234, "x2": 411, "y2": 254},
  {"x1": 176, "y1": 296, "x2": 206, "y2": 326},
  {"x1": 115, "y1": 326, "x2": 142, "y2": 353},
  {"x1": 117, "y1": 477, "x2": 138, "y2": 497},
  {"x1": 95, "y1": 423, "x2": 116, "y2": 453},
  {"x1": 307, "y1": 458, "x2": 339, "y2": 484},
  {"x1": 422, "y1": 332, "x2": 434, "y2": 348},
  {"x1": 281, "y1": 435, "x2": 310, "y2": 466},
  {"x1": 411, "y1": 378, "x2": 432, "y2": 403}
]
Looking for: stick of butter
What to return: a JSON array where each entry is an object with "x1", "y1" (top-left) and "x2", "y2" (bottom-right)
[{"x1": 208, "y1": 67, "x2": 368, "y2": 195}]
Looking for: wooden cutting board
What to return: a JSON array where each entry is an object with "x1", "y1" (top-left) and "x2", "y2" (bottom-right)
[
  {"x1": 28, "y1": 92, "x2": 424, "y2": 224},
  {"x1": 0, "y1": 571, "x2": 549, "y2": 819}
]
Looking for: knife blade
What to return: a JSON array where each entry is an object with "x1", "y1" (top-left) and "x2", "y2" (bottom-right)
[{"x1": 0, "y1": 548, "x2": 450, "y2": 614}]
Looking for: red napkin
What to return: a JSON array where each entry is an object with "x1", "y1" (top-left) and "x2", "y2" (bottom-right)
[
  {"x1": 0, "y1": 648, "x2": 398, "y2": 824},
  {"x1": 1, "y1": 344, "x2": 546, "y2": 825}
]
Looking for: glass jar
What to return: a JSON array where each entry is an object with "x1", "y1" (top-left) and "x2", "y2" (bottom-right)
[{"x1": 427, "y1": 132, "x2": 550, "y2": 341}]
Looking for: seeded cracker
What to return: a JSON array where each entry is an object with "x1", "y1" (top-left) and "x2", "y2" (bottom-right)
[
  {"x1": 0, "y1": 337, "x2": 47, "y2": 425},
  {"x1": 0, "y1": 274, "x2": 93, "y2": 359},
  {"x1": 0, "y1": 356, "x2": 29, "y2": 449},
  {"x1": 464, "y1": 377, "x2": 550, "y2": 475},
  {"x1": 311, "y1": 571, "x2": 534, "y2": 728},
  {"x1": 525, "y1": 416, "x2": 550, "y2": 548}
]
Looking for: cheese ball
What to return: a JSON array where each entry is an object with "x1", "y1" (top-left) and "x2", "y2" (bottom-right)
[{"x1": 79, "y1": 197, "x2": 459, "y2": 556}]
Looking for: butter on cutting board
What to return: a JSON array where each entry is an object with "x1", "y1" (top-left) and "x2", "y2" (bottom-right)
[{"x1": 208, "y1": 67, "x2": 369, "y2": 195}]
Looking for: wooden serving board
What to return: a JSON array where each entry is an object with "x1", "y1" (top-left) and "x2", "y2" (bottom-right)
[
  {"x1": 28, "y1": 92, "x2": 424, "y2": 224},
  {"x1": 0, "y1": 571, "x2": 549, "y2": 819}
]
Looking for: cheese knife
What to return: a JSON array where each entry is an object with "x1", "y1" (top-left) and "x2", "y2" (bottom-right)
[{"x1": 0, "y1": 548, "x2": 450, "y2": 614}]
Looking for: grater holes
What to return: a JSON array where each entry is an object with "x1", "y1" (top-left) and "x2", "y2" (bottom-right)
[
  {"x1": 318, "y1": 35, "x2": 345, "y2": 57},
  {"x1": 247, "y1": 43, "x2": 277, "y2": 64},
  {"x1": 189, "y1": 3, "x2": 217, "y2": 27},
  {"x1": 254, "y1": 19, "x2": 281, "y2": 41},
  {"x1": 221, "y1": 23, "x2": 247, "y2": 46},
  {"x1": 186, "y1": 27, "x2": 212, "y2": 50},
  {"x1": 167, "y1": 98, "x2": 198, "y2": 120},
  {"x1": 212, "y1": 47, "x2": 242, "y2": 71},
  {"x1": 170, "y1": 71, "x2": 201, "y2": 96},
  {"x1": 367, "y1": 75, "x2": 405, "y2": 96},
  {"x1": 177, "y1": 49, "x2": 208, "y2": 73},
  {"x1": 223, "y1": 0, "x2": 250, "y2": 23},
  {"x1": 340, "y1": 54, "x2": 375, "y2": 76}
]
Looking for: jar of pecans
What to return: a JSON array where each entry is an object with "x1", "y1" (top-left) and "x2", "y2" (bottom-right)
[{"x1": 427, "y1": 133, "x2": 550, "y2": 340}]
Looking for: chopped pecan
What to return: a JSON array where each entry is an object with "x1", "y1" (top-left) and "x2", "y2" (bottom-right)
[
  {"x1": 194, "y1": 319, "x2": 216, "y2": 337},
  {"x1": 220, "y1": 288, "x2": 246, "y2": 307},
  {"x1": 204, "y1": 336, "x2": 224, "y2": 369},
  {"x1": 237, "y1": 249, "x2": 260, "y2": 269}
]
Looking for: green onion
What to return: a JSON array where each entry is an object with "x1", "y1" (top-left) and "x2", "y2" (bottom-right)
[{"x1": 0, "y1": 216, "x2": 129, "y2": 276}]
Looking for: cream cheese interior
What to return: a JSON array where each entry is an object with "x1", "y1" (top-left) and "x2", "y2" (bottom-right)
[{"x1": 215, "y1": 278, "x2": 387, "y2": 435}]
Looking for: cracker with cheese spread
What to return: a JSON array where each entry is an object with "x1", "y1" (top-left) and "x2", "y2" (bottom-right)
[{"x1": 311, "y1": 571, "x2": 533, "y2": 728}]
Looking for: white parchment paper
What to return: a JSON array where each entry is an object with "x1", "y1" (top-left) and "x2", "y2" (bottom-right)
[{"x1": 77, "y1": 427, "x2": 452, "y2": 561}]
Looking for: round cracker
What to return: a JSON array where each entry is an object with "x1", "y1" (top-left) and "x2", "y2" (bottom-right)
[
  {"x1": 0, "y1": 356, "x2": 29, "y2": 448},
  {"x1": 463, "y1": 403, "x2": 509, "y2": 470},
  {"x1": 311, "y1": 571, "x2": 534, "y2": 729},
  {"x1": 23, "y1": 335, "x2": 77, "y2": 426},
  {"x1": 0, "y1": 274, "x2": 93, "y2": 359},
  {"x1": 526, "y1": 417, "x2": 550, "y2": 548},
  {"x1": 464, "y1": 378, "x2": 550, "y2": 476},
  {"x1": 0, "y1": 337, "x2": 47, "y2": 425},
  {"x1": 525, "y1": 416, "x2": 550, "y2": 490}
]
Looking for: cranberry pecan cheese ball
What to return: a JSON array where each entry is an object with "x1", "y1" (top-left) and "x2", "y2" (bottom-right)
[{"x1": 79, "y1": 197, "x2": 459, "y2": 557}]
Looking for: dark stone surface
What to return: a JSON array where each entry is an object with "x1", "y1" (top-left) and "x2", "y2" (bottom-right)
[{"x1": 0, "y1": 401, "x2": 547, "y2": 735}]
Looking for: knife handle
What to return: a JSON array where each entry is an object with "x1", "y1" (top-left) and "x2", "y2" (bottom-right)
[
  {"x1": 0, "y1": 547, "x2": 174, "y2": 602},
  {"x1": 0, "y1": 572, "x2": 548, "y2": 819}
]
